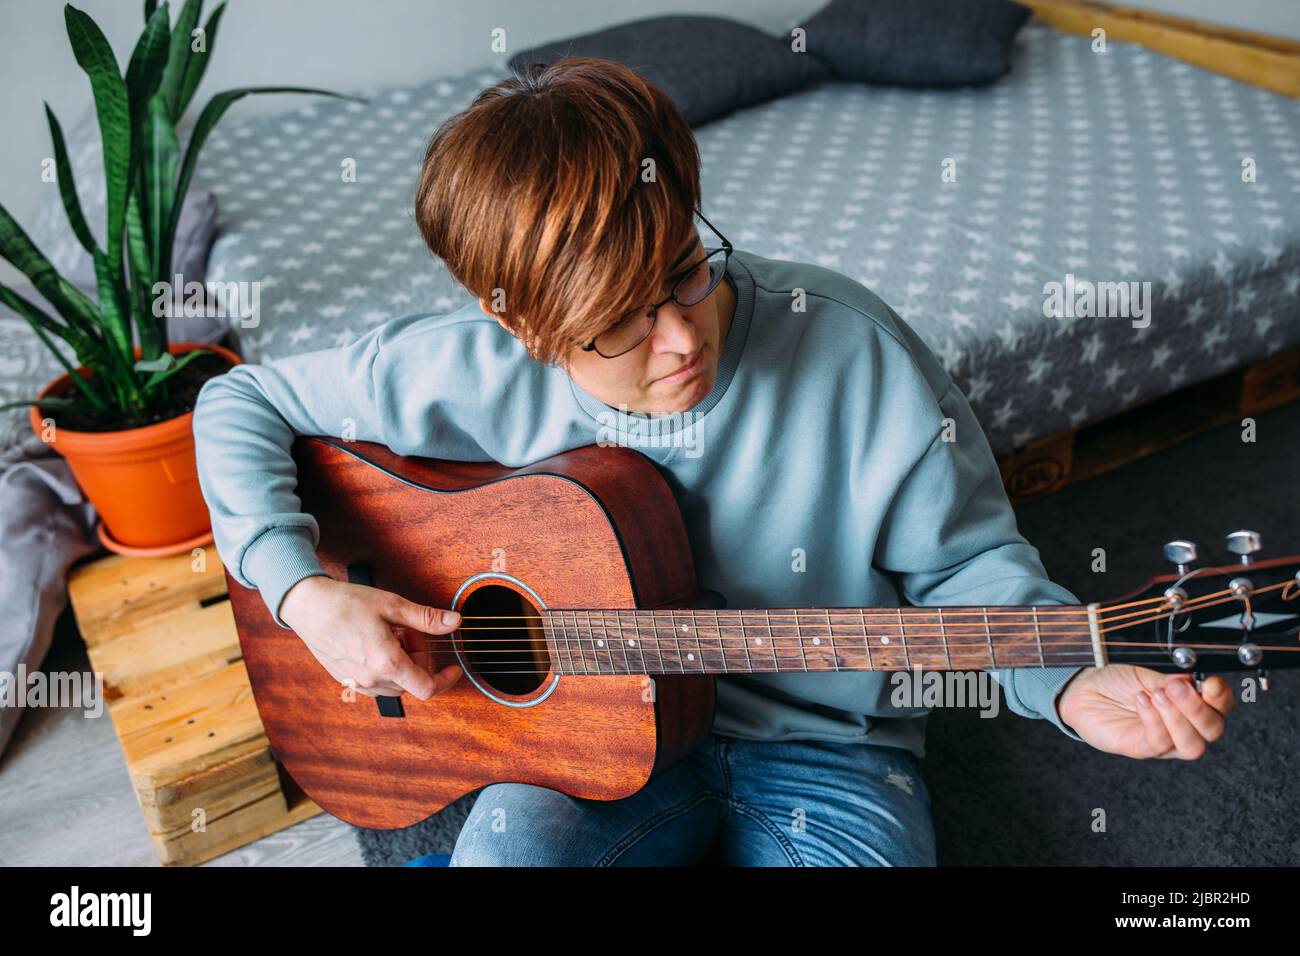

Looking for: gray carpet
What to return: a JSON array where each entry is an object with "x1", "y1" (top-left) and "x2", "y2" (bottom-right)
[{"x1": 356, "y1": 401, "x2": 1300, "y2": 866}]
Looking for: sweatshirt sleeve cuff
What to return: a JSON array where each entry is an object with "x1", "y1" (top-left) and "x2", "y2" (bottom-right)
[
  {"x1": 241, "y1": 526, "x2": 329, "y2": 629},
  {"x1": 1005, "y1": 666, "x2": 1087, "y2": 743}
]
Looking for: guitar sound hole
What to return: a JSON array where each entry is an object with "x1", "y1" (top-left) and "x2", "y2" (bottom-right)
[{"x1": 458, "y1": 584, "x2": 550, "y2": 696}]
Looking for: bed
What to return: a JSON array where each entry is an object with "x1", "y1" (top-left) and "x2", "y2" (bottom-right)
[{"x1": 97, "y1": 20, "x2": 1300, "y2": 457}]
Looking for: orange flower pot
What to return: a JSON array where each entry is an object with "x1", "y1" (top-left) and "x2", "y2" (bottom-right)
[{"x1": 28, "y1": 341, "x2": 242, "y2": 556}]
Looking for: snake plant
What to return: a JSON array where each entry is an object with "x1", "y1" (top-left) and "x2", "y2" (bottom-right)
[{"x1": 0, "y1": 1, "x2": 358, "y2": 421}]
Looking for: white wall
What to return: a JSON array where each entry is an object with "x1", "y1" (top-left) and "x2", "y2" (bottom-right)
[
  {"x1": 1121, "y1": 0, "x2": 1300, "y2": 39},
  {"x1": 2, "y1": 0, "x2": 1298, "y2": 286},
  {"x1": 0, "y1": 0, "x2": 824, "y2": 285}
]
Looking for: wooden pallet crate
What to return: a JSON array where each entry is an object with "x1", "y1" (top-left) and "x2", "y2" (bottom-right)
[
  {"x1": 998, "y1": 346, "x2": 1300, "y2": 502},
  {"x1": 67, "y1": 551, "x2": 321, "y2": 866}
]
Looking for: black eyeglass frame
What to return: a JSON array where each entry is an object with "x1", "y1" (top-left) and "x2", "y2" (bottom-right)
[{"x1": 580, "y1": 210, "x2": 733, "y2": 359}]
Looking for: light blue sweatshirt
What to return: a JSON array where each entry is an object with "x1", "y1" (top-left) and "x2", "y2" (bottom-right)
[{"x1": 192, "y1": 249, "x2": 1085, "y2": 757}]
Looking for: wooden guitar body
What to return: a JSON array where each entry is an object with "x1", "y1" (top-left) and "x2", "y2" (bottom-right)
[
  {"x1": 226, "y1": 438, "x2": 1300, "y2": 830},
  {"x1": 227, "y1": 437, "x2": 716, "y2": 830}
]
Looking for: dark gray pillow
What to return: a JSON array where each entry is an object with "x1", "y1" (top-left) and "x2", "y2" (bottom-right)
[
  {"x1": 508, "y1": 15, "x2": 829, "y2": 126},
  {"x1": 803, "y1": 0, "x2": 1032, "y2": 88}
]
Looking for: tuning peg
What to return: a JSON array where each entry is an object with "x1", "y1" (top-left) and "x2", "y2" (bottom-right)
[
  {"x1": 1163, "y1": 540, "x2": 1198, "y2": 575},
  {"x1": 1226, "y1": 530, "x2": 1262, "y2": 565}
]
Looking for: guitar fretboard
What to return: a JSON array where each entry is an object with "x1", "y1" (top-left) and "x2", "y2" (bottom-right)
[{"x1": 541, "y1": 606, "x2": 1100, "y2": 676}]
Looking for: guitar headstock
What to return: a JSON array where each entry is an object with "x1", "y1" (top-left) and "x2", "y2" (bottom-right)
[{"x1": 1096, "y1": 531, "x2": 1300, "y2": 686}]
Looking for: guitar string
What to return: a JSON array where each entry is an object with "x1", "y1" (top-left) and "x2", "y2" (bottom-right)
[
  {"x1": 393, "y1": 645, "x2": 1299, "y2": 676},
  {"x1": 406, "y1": 579, "x2": 1291, "y2": 646},
  {"x1": 440, "y1": 593, "x2": 1281, "y2": 630},
  {"x1": 394, "y1": 640, "x2": 1300, "y2": 656},
  {"x1": 395, "y1": 585, "x2": 1297, "y2": 670},
  {"x1": 414, "y1": 578, "x2": 1292, "y2": 631},
  {"x1": 340, "y1": 580, "x2": 1294, "y2": 672},
  {"x1": 393, "y1": 635, "x2": 1300, "y2": 675},
  {"x1": 396, "y1": 637, "x2": 1299, "y2": 670},
  {"x1": 403, "y1": 613, "x2": 1296, "y2": 663},
  {"x1": 403, "y1": 652, "x2": 1296, "y2": 673},
  {"x1": 397, "y1": 639, "x2": 1298, "y2": 673},
  {"x1": 403, "y1": 665, "x2": 1279, "y2": 681}
]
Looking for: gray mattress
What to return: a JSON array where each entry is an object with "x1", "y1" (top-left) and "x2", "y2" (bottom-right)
[{"x1": 19, "y1": 22, "x2": 1300, "y2": 455}]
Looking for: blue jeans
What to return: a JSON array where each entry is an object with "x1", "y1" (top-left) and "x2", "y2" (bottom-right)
[{"x1": 449, "y1": 733, "x2": 937, "y2": 866}]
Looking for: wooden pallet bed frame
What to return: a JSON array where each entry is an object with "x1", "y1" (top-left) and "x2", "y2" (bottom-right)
[
  {"x1": 1023, "y1": 0, "x2": 1300, "y2": 99},
  {"x1": 997, "y1": 345, "x2": 1300, "y2": 501},
  {"x1": 1001, "y1": 1, "x2": 1300, "y2": 498}
]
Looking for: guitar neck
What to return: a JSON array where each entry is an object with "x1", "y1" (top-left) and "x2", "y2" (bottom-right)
[{"x1": 541, "y1": 606, "x2": 1104, "y2": 676}]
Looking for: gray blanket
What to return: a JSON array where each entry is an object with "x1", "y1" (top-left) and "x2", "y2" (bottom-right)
[
  {"x1": 184, "y1": 22, "x2": 1300, "y2": 453},
  {"x1": 0, "y1": 277, "x2": 226, "y2": 758},
  {"x1": 0, "y1": 448, "x2": 99, "y2": 756}
]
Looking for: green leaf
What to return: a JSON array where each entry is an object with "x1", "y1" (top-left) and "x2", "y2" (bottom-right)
[
  {"x1": 0, "y1": 281, "x2": 110, "y2": 412},
  {"x1": 165, "y1": 86, "x2": 364, "y2": 269},
  {"x1": 124, "y1": 4, "x2": 172, "y2": 351},
  {"x1": 125, "y1": 3, "x2": 171, "y2": 133},
  {"x1": 44, "y1": 103, "x2": 99, "y2": 258},
  {"x1": 176, "y1": 1, "x2": 224, "y2": 119},
  {"x1": 126, "y1": 190, "x2": 164, "y2": 358},
  {"x1": 140, "y1": 346, "x2": 205, "y2": 391},
  {"x1": 64, "y1": 5, "x2": 132, "y2": 356},
  {"x1": 0, "y1": 396, "x2": 84, "y2": 413},
  {"x1": 144, "y1": 0, "x2": 158, "y2": 23},
  {"x1": 0, "y1": 201, "x2": 104, "y2": 341},
  {"x1": 135, "y1": 351, "x2": 174, "y2": 373},
  {"x1": 0, "y1": 281, "x2": 108, "y2": 373},
  {"x1": 92, "y1": 246, "x2": 136, "y2": 381},
  {"x1": 142, "y1": 95, "x2": 179, "y2": 280},
  {"x1": 161, "y1": 0, "x2": 202, "y2": 120}
]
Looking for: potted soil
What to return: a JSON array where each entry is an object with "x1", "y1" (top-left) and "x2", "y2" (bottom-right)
[{"x1": 0, "y1": 1, "x2": 352, "y2": 555}]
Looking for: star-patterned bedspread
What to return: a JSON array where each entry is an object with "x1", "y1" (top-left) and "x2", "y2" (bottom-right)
[{"x1": 17, "y1": 23, "x2": 1300, "y2": 457}]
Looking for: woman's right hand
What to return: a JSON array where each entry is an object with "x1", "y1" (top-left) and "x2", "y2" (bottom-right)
[{"x1": 278, "y1": 574, "x2": 464, "y2": 700}]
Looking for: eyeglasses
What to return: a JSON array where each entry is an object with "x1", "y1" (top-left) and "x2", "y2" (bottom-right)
[{"x1": 581, "y1": 210, "x2": 732, "y2": 359}]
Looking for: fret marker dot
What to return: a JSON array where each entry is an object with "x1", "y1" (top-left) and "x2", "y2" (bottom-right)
[
  {"x1": 628, "y1": 639, "x2": 636, "y2": 646},
  {"x1": 812, "y1": 637, "x2": 821, "y2": 645},
  {"x1": 881, "y1": 637, "x2": 890, "y2": 644},
  {"x1": 754, "y1": 638, "x2": 763, "y2": 645},
  {"x1": 680, "y1": 624, "x2": 688, "y2": 632},
  {"x1": 687, "y1": 653, "x2": 695, "y2": 661}
]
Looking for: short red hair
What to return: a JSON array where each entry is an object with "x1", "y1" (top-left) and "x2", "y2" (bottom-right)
[{"x1": 414, "y1": 57, "x2": 702, "y2": 365}]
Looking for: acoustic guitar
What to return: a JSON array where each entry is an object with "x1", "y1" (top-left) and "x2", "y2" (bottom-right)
[{"x1": 226, "y1": 436, "x2": 1300, "y2": 829}]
